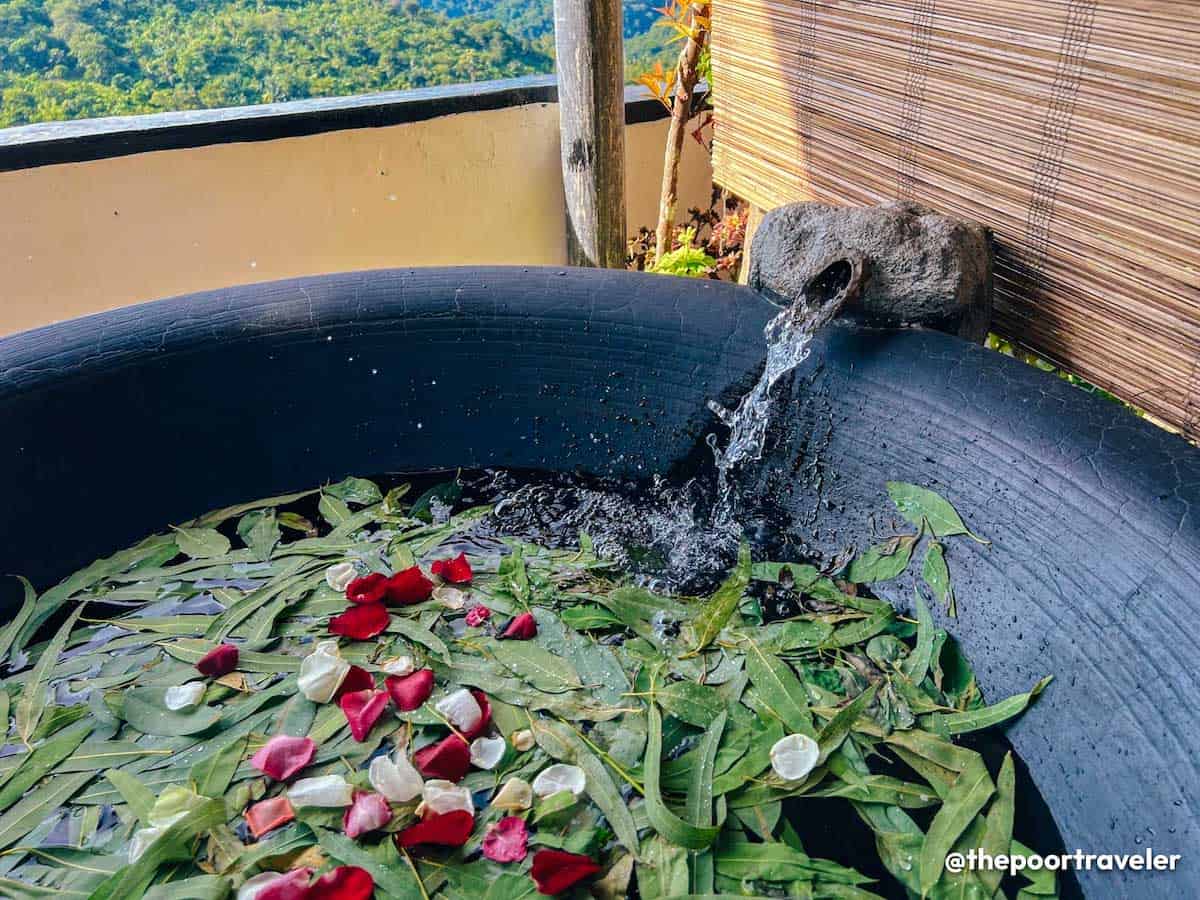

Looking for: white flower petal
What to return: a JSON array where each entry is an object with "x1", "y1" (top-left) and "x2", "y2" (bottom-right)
[
  {"x1": 381, "y1": 655, "x2": 415, "y2": 677},
  {"x1": 469, "y1": 736, "x2": 506, "y2": 770},
  {"x1": 128, "y1": 826, "x2": 164, "y2": 863},
  {"x1": 510, "y1": 729, "x2": 535, "y2": 752},
  {"x1": 288, "y1": 774, "x2": 354, "y2": 808},
  {"x1": 297, "y1": 640, "x2": 351, "y2": 703},
  {"x1": 238, "y1": 872, "x2": 288, "y2": 900},
  {"x1": 434, "y1": 688, "x2": 482, "y2": 733},
  {"x1": 531, "y1": 764, "x2": 586, "y2": 798},
  {"x1": 369, "y1": 748, "x2": 424, "y2": 803},
  {"x1": 422, "y1": 779, "x2": 474, "y2": 815},
  {"x1": 325, "y1": 561, "x2": 358, "y2": 592},
  {"x1": 433, "y1": 585, "x2": 467, "y2": 610},
  {"x1": 770, "y1": 733, "x2": 820, "y2": 782},
  {"x1": 491, "y1": 777, "x2": 533, "y2": 811},
  {"x1": 163, "y1": 682, "x2": 206, "y2": 711}
]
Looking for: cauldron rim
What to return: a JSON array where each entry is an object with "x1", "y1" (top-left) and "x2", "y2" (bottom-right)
[{"x1": 2, "y1": 265, "x2": 1196, "y2": 898}]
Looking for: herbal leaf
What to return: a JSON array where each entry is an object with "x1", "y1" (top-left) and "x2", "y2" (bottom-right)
[
  {"x1": 120, "y1": 686, "x2": 222, "y2": 736},
  {"x1": 744, "y1": 642, "x2": 812, "y2": 735},
  {"x1": 929, "y1": 676, "x2": 1052, "y2": 734},
  {"x1": 886, "y1": 481, "x2": 988, "y2": 543},
  {"x1": 172, "y1": 526, "x2": 232, "y2": 559},
  {"x1": 0, "y1": 576, "x2": 37, "y2": 665},
  {"x1": 190, "y1": 733, "x2": 249, "y2": 798},
  {"x1": 846, "y1": 534, "x2": 917, "y2": 583},
  {"x1": 688, "y1": 542, "x2": 751, "y2": 654},
  {"x1": 922, "y1": 541, "x2": 955, "y2": 616},
  {"x1": 489, "y1": 641, "x2": 581, "y2": 693},
  {"x1": 15, "y1": 605, "x2": 83, "y2": 745},
  {"x1": 918, "y1": 759, "x2": 995, "y2": 896},
  {"x1": 644, "y1": 702, "x2": 721, "y2": 849}
]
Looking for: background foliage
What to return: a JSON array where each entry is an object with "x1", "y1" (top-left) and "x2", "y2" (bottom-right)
[{"x1": 0, "y1": 0, "x2": 672, "y2": 127}]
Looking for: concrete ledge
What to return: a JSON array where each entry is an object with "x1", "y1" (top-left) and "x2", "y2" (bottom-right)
[{"x1": 0, "y1": 76, "x2": 687, "y2": 172}]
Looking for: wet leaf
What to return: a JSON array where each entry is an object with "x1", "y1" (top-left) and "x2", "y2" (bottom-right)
[
  {"x1": 120, "y1": 686, "x2": 222, "y2": 736},
  {"x1": 918, "y1": 759, "x2": 995, "y2": 896},
  {"x1": 886, "y1": 482, "x2": 987, "y2": 543},
  {"x1": 173, "y1": 527, "x2": 232, "y2": 559},
  {"x1": 88, "y1": 798, "x2": 226, "y2": 900},
  {"x1": 190, "y1": 733, "x2": 249, "y2": 798},
  {"x1": 922, "y1": 542, "x2": 955, "y2": 617},
  {"x1": 15, "y1": 606, "x2": 83, "y2": 745},
  {"x1": 325, "y1": 476, "x2": 383, "y2": 506},
  {"x1": 489, "y1": 641, "x2": 581, "y2": 693},
  {"x1": 644, "y1": 702, "x2": 721, "y2": 849},
  {"x1": 847, "y1": 535, "x2": 917, "y2": 583},
  {"x1": 929, "y1": 676, "x2": 1052, "y2": 734},
  {"x1": 655, "y1": 681, "x2": 724, "y2": 728},
  {"x1": 0, "y1": 577, "x2": 37, "y2": 666},
  {"x1": 744, "y1": 642, "x2": 812, "y2": 736},
  {"x1": 237, "y1": 509, "x2": 280, "y2": 561},
  {"x1": 688, "y1": 543, "x2": 750, "y2": 654}
]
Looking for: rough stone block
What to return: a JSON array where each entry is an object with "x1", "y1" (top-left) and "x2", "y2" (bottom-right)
[{"x1": 747, "y1": 200, "x2": 994, "y2": 342}]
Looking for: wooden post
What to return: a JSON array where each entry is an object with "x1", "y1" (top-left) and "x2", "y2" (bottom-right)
[{"x1": 553, "y1": 0, "x2": 627, "y2": 268}]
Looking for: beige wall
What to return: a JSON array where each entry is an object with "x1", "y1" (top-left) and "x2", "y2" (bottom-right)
[{"x1": 1, "y1": 103, "x2": 712, "y2": 336}]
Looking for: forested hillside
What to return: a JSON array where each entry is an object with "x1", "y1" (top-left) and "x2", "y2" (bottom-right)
[{"x1": 0, "y1": 0, "x2": 670, "y2": 128}]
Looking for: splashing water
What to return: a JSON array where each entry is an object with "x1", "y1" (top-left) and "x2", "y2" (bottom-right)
[
  {"x1": 434, "y1": 259, "x2": 859, "y2": 594},
  {"x1": 707, "y1": 260, "x2": 859, "y2": 520}
]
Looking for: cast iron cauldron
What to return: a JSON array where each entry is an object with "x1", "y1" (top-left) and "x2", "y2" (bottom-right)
[{"x1": 1, "y1": 268, "x2": 1195, "y2": 897}]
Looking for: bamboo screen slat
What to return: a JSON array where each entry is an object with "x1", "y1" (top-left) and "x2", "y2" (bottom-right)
[{"x1": 710, "y1": 0, "x2": 1200, "y2": 437}]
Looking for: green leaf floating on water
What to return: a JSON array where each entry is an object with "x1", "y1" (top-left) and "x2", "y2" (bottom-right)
[
  {"x1": 0, "y1": 476, "x2": 1055, "y2": 899},
  {"x1": 119, "y1": 686, "x2": 222, "y2": 736},
  {"x1": 687, "y1": 542, "x2": 751, "y2": 654},
  {"x1": 171, "y1": 526, "x2": 232, "y2": 559}
]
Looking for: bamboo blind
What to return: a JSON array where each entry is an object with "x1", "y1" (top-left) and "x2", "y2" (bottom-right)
[{"x1": 710, "y1": 1, "x2": 1200, "y2": 437}]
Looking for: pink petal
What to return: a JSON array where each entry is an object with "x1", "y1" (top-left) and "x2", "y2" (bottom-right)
[
  {"x1": 482, "y1": 816, "x2": 529, "y2": 863},
  {"x1": 251, "y1": 735, "x2": 316, "y2": 781},
  {"x1": 465, "y1": 605, "x2": 491, "y2": 627},
  {"x1": 257, "y1": 868, "x2": 314, "y2": 900},
  {"x1": 343, "y1": 791, "x2": 392, "y2": 839},
  {"x1": 339, "y1": 689, "x2": 390, "y2": 742}
]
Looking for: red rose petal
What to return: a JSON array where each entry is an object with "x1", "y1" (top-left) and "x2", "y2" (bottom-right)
[
  {"x1": 385, "y1": 669, "x2": 434, "y2": 712},
  {"x1": 257, "y1": 868, "x2": 313, "y2": 900},
  {"x1": 251, "y1": 735, "x2": 316, "y2": 781},
  {"x1": 245, "y1": 795, "x2": 295, "y2": 839},
  {"x1": 339, "y1": 688, "x2": 390, "y2": 742},
  {"x1": 396, "y1": 809, "x2": 475, "y2": 848},
  {"x1": 384, "y1": 566, "x2": 434, "y2": 605},
  {"x1": 343, "y1": 791, "x2": 392, "y2": 839},
  {"x1": 500, "y1": 612, "x2": 537, "y2": 641},
  {"x1": 482, "y1": 816, "x2": 529, "y2": 863},
  {"x1": 330, "y1": 602, "x2": 389, "y2": 640},
  {"x1": 308, "y1": 866, "x2": 375, "y2": 900},
  {"x1": 335, "y1": 664, "x2": 376, "y2": 700},
  {"x1": 530, "y1": 849, "x2": 601, "y2": 895},
  {"x1": 462, "y1": 690, "x2": 492, "y2": 741},
  {"x1": 464, "y1": 605, "x2": 491, "y2": 627},
  {"x1": 345, "y1": 573, "x2": 389, "y2": 604},
  {"x1": 431, "y1": 553, "x2": 473, "y2": 584},
  {"x1": 196, "y1": 643, "x2": 239, "y2": 677},
  {"x1": 413, "y1": 734, "x2": 471, "y2": 782}
]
